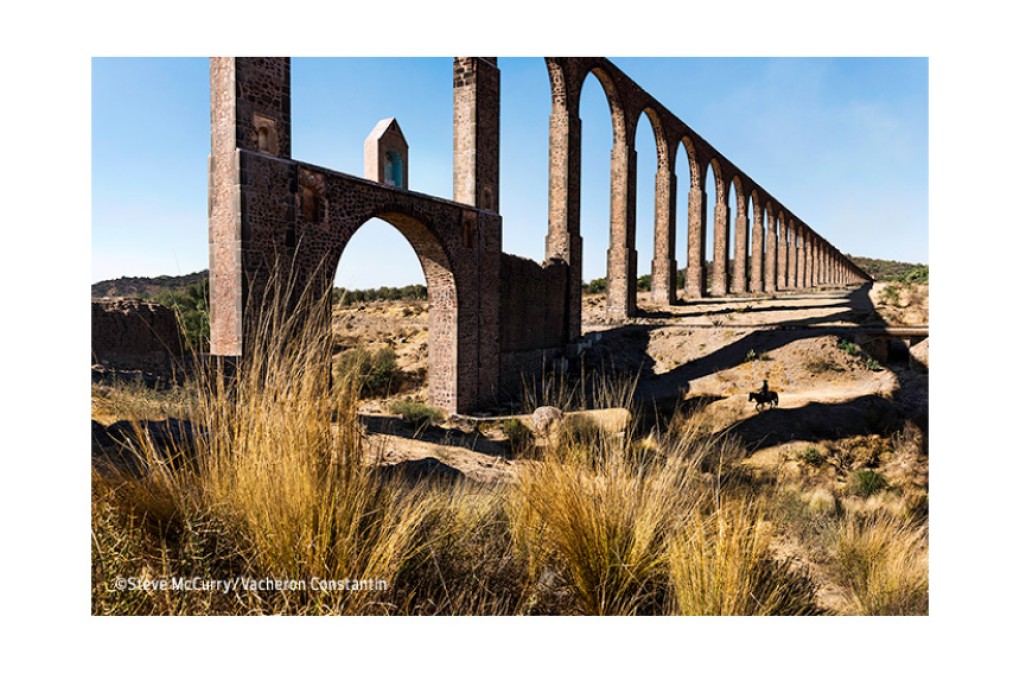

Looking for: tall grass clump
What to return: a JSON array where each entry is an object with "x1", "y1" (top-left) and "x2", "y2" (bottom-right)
[
  {"x1": 522, "y1": 359, "x2": 638, "y2": 415},
  {"x1": 510, "y1": 451, "x2": 703, "y2": 615},
  {"x1": 394, "y1": 483, "x2": 537, "y2": 615},
  {"x1": 833, "y1": 513, "x2": 928, "y2": 615},
  {"x1": 667, "y1": 500, "x2": 818, "y2": 615},
  {"x1": 509, "y1": 378, "x2": 707, "y2": 615},
  {"x1": 93, "y1": 269, "x2": 433, "y2": 614}
]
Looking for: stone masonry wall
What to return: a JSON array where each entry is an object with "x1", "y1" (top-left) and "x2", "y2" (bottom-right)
[
  {"x1": 233, "y1": 150, "x2": 503, "y2": 413},
  {"x1": 92, "y1": 299, "x2": 184, "y2": 370},
  {"x1": 499, "y1": 253, "x2": 567, "y2": 353}
]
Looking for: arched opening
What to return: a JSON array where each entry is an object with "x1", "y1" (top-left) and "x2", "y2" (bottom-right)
[
  {"x1": 577, "y1": 68, "x2": 624, "y2": 313},
  {"x1": 727, "y1": 180, "x2": 739, "y2": 293},
  {"x1": 749, "y1": 193, "x2": 761, "y2": 292},
  {"x1": 253, "y1": 113, "x2": 280, "y2": 155},
  {"x1": 675, "y1": 136, "x2": 696, "y2": 298},
  {"x1": 634, "y1": 109, "x2": 660, "y2": 310},
  {"x1": 330, "y1": 214, "x2": 455, "y2": 408}
]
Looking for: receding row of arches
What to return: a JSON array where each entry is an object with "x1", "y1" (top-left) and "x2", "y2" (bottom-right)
[{"x1": 542, "y1": 57, "x2": 863, "y2": 330}]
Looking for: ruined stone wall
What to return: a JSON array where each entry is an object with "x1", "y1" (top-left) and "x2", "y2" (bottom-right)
[
  {"x1": 498, "y1": 253, "x2": 567, "y2": 353},
  {"x1": 92, "y1": 299, "x2": 184, "y2": 370}
]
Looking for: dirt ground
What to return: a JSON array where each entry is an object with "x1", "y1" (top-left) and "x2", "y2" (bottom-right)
[{"x1": 324, "y1": 282, "x2": 928, "y2": 489}]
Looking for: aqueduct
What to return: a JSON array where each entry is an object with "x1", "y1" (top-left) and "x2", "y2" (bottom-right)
[{"x1": 208, "y1": 57, "x2": 870, "y2": 414}]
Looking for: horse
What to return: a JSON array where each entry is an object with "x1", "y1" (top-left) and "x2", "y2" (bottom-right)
[{"x1": 749, "y1": 390, "x2": 779, "y2": 411}]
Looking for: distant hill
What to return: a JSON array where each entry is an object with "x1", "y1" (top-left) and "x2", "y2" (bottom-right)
[
  {"x1": 848, "y1": 256, "x2": 928, "y2": 282},
  {"x1": 92, "y1": 270, "x2": 208, "y2": 299}
]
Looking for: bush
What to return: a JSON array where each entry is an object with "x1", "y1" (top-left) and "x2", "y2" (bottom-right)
[
  {"x1": 332, "y1": 284, "x2": 427, "y2": 306},
  {"x1": 388, "y1": 400, "x2": 442, "y2": 431},
  {"x1": 850, "y1": 469, "x2": 888, "y2": 497},
  {"x1": 636, "y1": 274, "x2": 651, "y2": 291},
  {"x1": 502, "y1": 418, "x2": 536, "y2": 459},
  {"x1": 797, "y1": 447, "x2": 826, "y2": 467},
  {"x1": 837, "y1": 338, "x2": 861, "y2": 357},
  {"x1": 585, "y1": 277, "x2": 607, "y2": 294},
  {"x1": 879, "y1": 284, "x2": 901, "y2": 306},
  {"x1": 334, "y1": 347, "x2": 401, "y2": 397},
  {"x1": 151, "y1": 279, "x2": 209, "y2": 351},
  {"x1": 895, "y1": 265, "x2": 928, "y2": 285},
  {"x1": 93, "y1": 282, "x2": 429, "y2": 615}
]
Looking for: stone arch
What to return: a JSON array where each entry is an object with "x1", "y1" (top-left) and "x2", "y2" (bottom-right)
[
  {"x1": 579, "y1": 66, "x2": 628, "y2": 144},
  {"x1": 325, "y1": 208, "x2": 460, "y2": 410},
  {"x1": 633, "y1": 107, "x2": 669, "y2": 306},
  {"x1": 640, "y1": 106, "x2": 670, "y2": 171},
  {"x1": 678, "y1": 136, "x2": 701, "y2": 190},
  {"x1": 707, "y1": 158, "x2": 726, "y2": 202},
  {"x1": 544, "y1": 58, "x2": 569, "y2": 111}
]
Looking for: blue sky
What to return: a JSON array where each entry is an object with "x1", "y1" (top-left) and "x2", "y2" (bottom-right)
[{"x1": 92, "y1": 57, "x2": 927, "y2": 288}]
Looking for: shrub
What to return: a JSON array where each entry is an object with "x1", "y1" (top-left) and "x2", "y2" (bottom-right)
[
  {"x1": 334, "y1": 347, "x2": 401, "y2": 397},
  {"x1": 550, "y1": 415, "x2": 610, "y2": 468},
  {"x1": 502, "y1": 418, "x2": 536, "y2": 459},
  {"x1": 332, "y1": 284, "x2": 427, "y2": 306},
  {"x1": 743, "y1": 349, "x2": 770, "y2": 363},
  {"x1": 636, "y1": 274, "x2": 651, "y2": 291},
  {"x1": 895, "y1": 265, "x2": 928, "y2": 285},
  {"x1": 880, "y1": 284, "x2": 901, "y2": 306},
  {"x1": 850, "y1": 469, "x2": 888, "y2": 497},
  {"x1": 93, "y1": 280, "x2": 432, "y2": 615},
  {"x1": 151, "y1": 279, "x2": 209, "y2": 351},
  {"x1": 388, "y1": 400, "x2": 442, "y2": 431},
  {"x1": 797, "y1": 447, "x2": 826, "y2": 467},
  {"x1": 837, "y1": 338, "x2": 861, "y2": 356},
  {"x1": 585, "y1": 277, "x2": 607, "y2": 294},
  {"x1": 864, "y1": 357, "x2": 882, "y2": 371}
]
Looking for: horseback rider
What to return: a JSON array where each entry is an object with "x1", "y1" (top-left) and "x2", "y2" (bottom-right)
[{"x1": 749, "y1": 378, "x2": 779, "y2": 411}]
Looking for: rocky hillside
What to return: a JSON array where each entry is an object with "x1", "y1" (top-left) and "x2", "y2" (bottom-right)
[{"x1": 92, "y1": 270, "x2": 208, "y2": 299}]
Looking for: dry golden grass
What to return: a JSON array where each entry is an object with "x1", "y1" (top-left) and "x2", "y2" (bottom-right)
[
  {"x1": 667, "y1": 500, "x2": 818, "y2": 615},
  {"x1": 93, "y1": 278, "x2": 436, "y2": 614},
  {"x1": 91, "y1": 381, "x2": 192, "y2": 426},
  {"x1": 510, "y1": 449, "x2": 702, "y2": 615},
  {"x1": 833, "y1": 512, "x2": 928, "y2": 615},
  {"x1": 92, "y1": 270, "x2": 927, "y2": 615}
]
